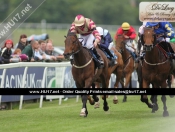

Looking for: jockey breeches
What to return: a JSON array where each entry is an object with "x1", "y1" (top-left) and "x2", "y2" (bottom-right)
[
  {"x1": 124, "y1": 39, "x2": 135, "y2": 52},
  {"x1": 157, "y1": 37, "x2": 170, "y2": 42},
  {"x1": 79, "y1": 34, "x2": 94, "y2": 49}
]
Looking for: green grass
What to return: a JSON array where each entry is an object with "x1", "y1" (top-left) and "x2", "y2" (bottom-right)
[
  {"x1": 12, "y1": 29, "x2": 116, "y2": 47},
  {"x1": 0, "y1": 95, "x2": 175, "y2": 132}
]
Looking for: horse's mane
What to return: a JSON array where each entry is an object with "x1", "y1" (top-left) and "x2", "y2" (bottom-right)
[{"x1": 67, "y1": 29, "x2": 77, "y2": 37}]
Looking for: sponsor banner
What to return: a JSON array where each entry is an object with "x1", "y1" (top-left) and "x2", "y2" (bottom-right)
[
  {"x1": 3, "y1": 67, "x2": 25, "y2": 88},
  {"x1": 0, "y1": 69, "x2": 3, "y2": 85},
  {"x1": 25, "y1": 67, "x2": 45, "y2": 88},
  {"x1": 139, "y1": 2, "x2": 175, "y2": 22},
  {"x1": 63, "y1": 66, "x2": 76, "y2": 88},
  {"x1": 46, "y1": 67, "x2": 65, "y2": 100}
]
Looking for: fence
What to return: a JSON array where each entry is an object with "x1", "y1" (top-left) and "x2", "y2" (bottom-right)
[{"x1": 0, "y1": 61, "x2": 139, "y2": 109}]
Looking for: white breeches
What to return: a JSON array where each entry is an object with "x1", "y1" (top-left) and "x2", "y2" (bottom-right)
[
  {"x1": 124, "y1": 39, "x2": 135, "y2": 52},
  {"x1": 79, "y1": 34, "x2": 94, "y2": 49},
  {"x1": 108, "y1": 42, "x2": 114, "y2": 50}
]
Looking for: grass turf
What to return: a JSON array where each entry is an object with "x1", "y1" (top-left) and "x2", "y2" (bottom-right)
[{"x1": 0, "y1": 95, "x2": 175, "y2": 132}]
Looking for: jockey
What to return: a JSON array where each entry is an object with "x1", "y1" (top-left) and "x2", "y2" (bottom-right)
[
  {"x1": 146, "y1": 22, "x2": 175, "y2": 43},
  {"x1": 137, "y1": 22, "x2": 147, "y2": 55},
  {"x1": 114, "y1": 22, "x2": 138, "y2": 61},
  {"x1": 69, "y1": 14, "x2": 104, "y2": 68},
  {"x1": 96, "y1": 26, "x2": 117, "y2": 64},
  {"x1": 138, "y1": 22, "x2": 147, "y2": 39},
  {"x1": 146, "y1": 22, "x2": 175, "y2": 56},
  {"x1": 136, "y1": 22, "x2": 175, "y2": 62}
]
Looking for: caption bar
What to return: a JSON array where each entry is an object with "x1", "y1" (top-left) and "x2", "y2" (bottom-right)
[{"x1": 0, "y1": 88, "x2": 175, "y2": 95}]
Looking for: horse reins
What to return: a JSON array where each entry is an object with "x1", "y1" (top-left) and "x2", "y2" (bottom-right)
[
  {"x1": 71, "y1": 37, "x2": 93, "y2": 69},
  {"x1": 143, "y1": 42, "x2": 169, "y2": 66}
]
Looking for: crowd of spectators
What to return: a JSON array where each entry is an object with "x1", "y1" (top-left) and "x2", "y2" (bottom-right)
[{"x1": 0, "y1": 34, "x2": 65, "y2": 64}]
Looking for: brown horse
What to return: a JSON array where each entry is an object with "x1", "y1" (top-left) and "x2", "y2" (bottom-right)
[
  {"x1": 139, "y1": 27, "x2": 175, "y2": 117},
  {"x1": 115, "y1": 34, "x2": 138, "y2": 102},
  {"x1": 93, "y1": 45, "x2": 124, "y2": 107},
  {"x1": 63, "y1": 32, "x2": 110, "y2": 117}
]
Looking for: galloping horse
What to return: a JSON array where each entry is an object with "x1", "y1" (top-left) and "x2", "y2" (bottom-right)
[
  {"x1": 140, "y1": 27, "x2": 175, "y2": 116},
  {"x1": 115, "y1": 34, "x2": 138, "y2": 102},
  {"x1": 94, "y1": 45, "x2": 124, "y2": 107},
  {"x1": 63, "y1": 32, "x2": 110, "y2": 117}
]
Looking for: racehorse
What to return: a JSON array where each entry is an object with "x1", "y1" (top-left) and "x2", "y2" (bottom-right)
[
  {"x1": 139, "y1": 27, "x2": 175, "y2": 116},
  {"x1": 115, "y1": 34, "x2": 138, "y2": 102},
  {"x1": 63, "y1": 31, "x2": 110, "y2": 117}
]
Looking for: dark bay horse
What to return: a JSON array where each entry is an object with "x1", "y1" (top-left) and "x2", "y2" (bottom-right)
[
  {"x1": 115, "y1": 34, "x2": 138, "y2": 102},
  {"x1": 63, "y1": 32, "x2": 110, "y2": 117},
  {"x1": 140, "y1": 27, "x2": 175, "y2": 117},
  {"x1": 93, "y1": 46, "x2": 124, "y2": 107}
]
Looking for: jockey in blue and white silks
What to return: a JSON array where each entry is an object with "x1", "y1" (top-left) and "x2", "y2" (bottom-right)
[
  {"x1": 96, "y1": 26, "x2": 117, "y2": 64},
  {"x1": 146, "y1": 22, "x2": 175, "y2": 43}
]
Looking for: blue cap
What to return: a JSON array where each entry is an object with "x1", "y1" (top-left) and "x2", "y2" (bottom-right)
[{"x1": 147, "y1": 22, "x2": 159, "y2": 27}]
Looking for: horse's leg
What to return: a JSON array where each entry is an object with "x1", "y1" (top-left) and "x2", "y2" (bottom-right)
[
  {"x1": 80, "y1": 95, "x2": 88, "y2": 117},
  {"x1": 113, "y1": 68, "x2": 123, "y2": 104},
  {"x1": 167, "y1": 74, "x2": 172, "y2": 88},
  {"x1": 161, "y1": 95, "x2": 169, "y2": 117},
  {"x1": 141, "y1": 79, "x2": 153, "y2": 108},
  {"x1": 168, "y1": 75, "x2": 175, "y2": 98},
  {"x1": 101, "y1": 75, "x2": 109, "y2": 111},
  {"x1": 102, "y1": 95, "x2": 109, "y2": 111},
  {"x1": 88, "y1": 83, "x2": 98, "y2": 105},
  {"x1": 150, "y1": 95, "x2": 159, "y2": 113},
  {"x1": 123, "y1": 73, "x2": 132, "y2": 102}
]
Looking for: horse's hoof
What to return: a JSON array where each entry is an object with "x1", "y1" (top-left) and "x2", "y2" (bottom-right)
[
  {"x1": 80, "y1": 108, "x2": 86, "y2": 117},
  {"x1": 122, "y1": 99, "x2": 127, "y2": 102},
  {"x1": 103, "y1": 106, "x2": 109, "y2": 111},
  {"x1": 152, "y1": 103, "x2": 159, "y2": 111},
  {"x1": 163, "y1": 111, "x2": 169, "y2": 117},
  {"x1": 94, "y1": 102, "x2": 100, "y2": 109},
  {"x1": 169, "y1": 95, "x2": 174, "y2": 98},
  {"x1": 113, "y1": 99, "x2": 118, "y2": 104},
  {"x1": 151, "y1": 110, "x2": 155, "y2": 113},
  {"x1": 89, "y1": 100, "x2": 95, "y2": 105},
  {"x1": 148, "y1": 104, "x2": 153, "y2": 109}
]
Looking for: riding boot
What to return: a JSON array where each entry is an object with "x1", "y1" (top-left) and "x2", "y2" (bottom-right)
[
  {"x1": 130, "y1": 51, "x2": 138, "y2": 62},
  {"x1": 107, "y1": 49, "x2": 117, "y2": 64},
  {"x1": 92, "y1": 48, "x2": 104, "y2": 68}
]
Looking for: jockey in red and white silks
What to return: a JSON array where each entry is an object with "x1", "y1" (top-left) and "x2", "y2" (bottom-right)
[
  {"x1": 70, "y1": 14, "x2": 101, "y2": 49},
  {"x1": 69, "y1": 14, "x2": 104, "y2": 66}
]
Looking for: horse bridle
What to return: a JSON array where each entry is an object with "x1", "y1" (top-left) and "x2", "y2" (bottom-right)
[{"x1": 65, "y1": 35, "x2": 84, "y2": 56}]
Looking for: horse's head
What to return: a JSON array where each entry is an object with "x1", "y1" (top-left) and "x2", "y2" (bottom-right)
[
  {"x1": 63, "y1": 32, "x2": 82, "y2": 59},
  {"x1": 141, "y1": 27, "x2": 156, "y2": 51},
  {"x1": 115, "y1": 34, "x2": 125, "y2": 53}
]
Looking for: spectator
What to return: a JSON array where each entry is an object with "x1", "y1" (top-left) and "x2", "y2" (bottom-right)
[
  {"x1": 34, "y1": 46, "x2": 46, "y2": 61},
  {"x1": 0, "y1": 39, "x2": 20, "y2": 64},
  {"x1": 11, "y1": 48, "x2": 28, "y2": 62},
  {"x1": 38, "y1": 40, "x2": 56, "y2": 61},
  {"x1": 45, "y1": 42, "x2": 64, "y2": 61},
  {"x1": 39, "y1": 40, "x2": 46, "y2": 53},
  {"x1": 16, "y1": 34, "x2": 28, "y2": 51},
  {"x1": 45, "y1": 39, "x2": 53, "y2": 44},
  {"x1": 22, "y1": 40, "x2": 39, "y2": 62}
]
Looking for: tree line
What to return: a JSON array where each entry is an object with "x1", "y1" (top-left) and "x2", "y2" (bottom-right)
[{"x1": 0, "y1": 0, "x2": 175, "y2": 26}]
